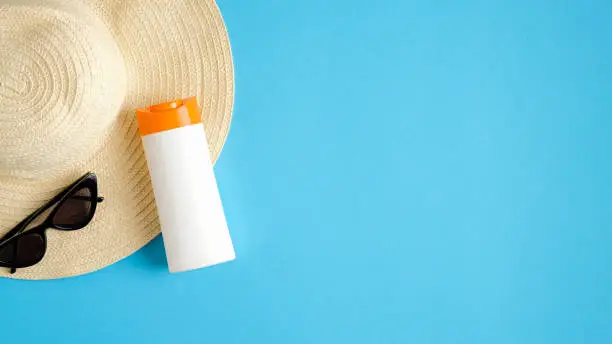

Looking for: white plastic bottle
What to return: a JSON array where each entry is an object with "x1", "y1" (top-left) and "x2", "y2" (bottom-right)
[{"x1": 136, "y1": 97, "x2": 235, "y2": 273}]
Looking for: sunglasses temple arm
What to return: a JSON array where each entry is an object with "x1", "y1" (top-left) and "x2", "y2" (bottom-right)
[
  {"x1": 0, "y1": 186, "x2": 77, "y2": 243},
  {"x1": 0, "y1": 195, "x2": 103, "y2": 245},
  {"x1": 0, "y1": 218, "x2": 30, "y2": 246}
]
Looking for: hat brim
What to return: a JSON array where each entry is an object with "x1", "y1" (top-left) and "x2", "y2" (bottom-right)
[{"x1": 0, "y1": 0, "x2": 234, "y2": 279}]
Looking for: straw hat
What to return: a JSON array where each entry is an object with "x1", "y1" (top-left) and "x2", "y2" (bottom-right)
[{"x1": 0, "y1": 0, "x2": 234, "y2": 279}]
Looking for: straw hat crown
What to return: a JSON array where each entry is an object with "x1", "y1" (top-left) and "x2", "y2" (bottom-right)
[{"x1": 0, "y1": 2, "x2": 126, "y2": 179}]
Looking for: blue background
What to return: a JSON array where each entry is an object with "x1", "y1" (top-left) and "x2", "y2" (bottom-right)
[{"x1": 2, "y1": 0, "x2": 612, "y2": 343}]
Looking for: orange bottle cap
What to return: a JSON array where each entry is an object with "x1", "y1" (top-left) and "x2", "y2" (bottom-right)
[{"x1": 136, "y1": 96, "x2": 202, "y2": 136}]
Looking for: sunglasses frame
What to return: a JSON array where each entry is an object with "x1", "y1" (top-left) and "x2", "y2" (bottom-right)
[{"x1": 0, "y1": 172, "x2": 103, "y2": 272}]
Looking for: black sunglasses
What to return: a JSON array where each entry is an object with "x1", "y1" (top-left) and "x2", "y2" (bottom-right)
[{"x1": 0, "y1": 172, "x2": 103, "y2": 273}]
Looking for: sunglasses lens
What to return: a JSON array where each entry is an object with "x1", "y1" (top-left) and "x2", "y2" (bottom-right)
[
  {"x1": 0, "y1": 232, "x2": 45, "y2": 267},
  {"x1": 52, "y1": 187, "x2": 94, "y2": 229}
]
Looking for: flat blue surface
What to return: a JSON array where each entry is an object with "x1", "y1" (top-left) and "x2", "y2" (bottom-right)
[{"x1": 1, "y1": 0, "x2": 612, "y2": 343}]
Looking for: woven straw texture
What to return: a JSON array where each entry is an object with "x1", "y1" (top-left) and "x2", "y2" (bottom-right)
[{"x1": 0, "y1": 0, "x2": 234, "y2": 279}]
